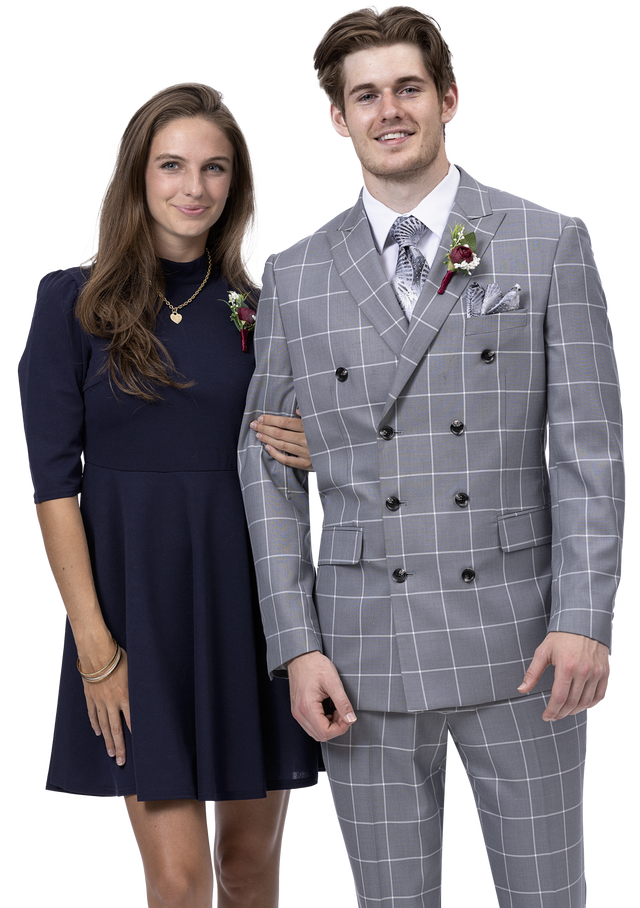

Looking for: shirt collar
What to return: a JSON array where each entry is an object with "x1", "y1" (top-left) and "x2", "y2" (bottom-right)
[{"x1": 362, "y1": 164, "x2": 461, "y2": 252}]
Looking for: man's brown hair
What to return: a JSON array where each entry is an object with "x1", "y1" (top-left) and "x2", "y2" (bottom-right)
[{"x1": 314, "y1": 6, "x2": 455, "y2": 112}]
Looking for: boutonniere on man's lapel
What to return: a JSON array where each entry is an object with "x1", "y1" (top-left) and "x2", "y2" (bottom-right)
[
  {"x1": 463, "y1": 281, "x2": 523, "y2": 317},
  {"x1": 437, "y1": 224, "x2": 481, "y2": 294}
]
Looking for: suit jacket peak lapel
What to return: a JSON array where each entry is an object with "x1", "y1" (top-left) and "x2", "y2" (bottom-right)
[
  {"x1": 327, "y1": 195, "x2": 408, "y2": 356},
  {"x1": 452, "y1": 166, "x2": 493, "y2": 220}
]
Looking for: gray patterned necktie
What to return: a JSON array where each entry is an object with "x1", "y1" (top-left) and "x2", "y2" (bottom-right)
[{"x1": 389, "y1": 215, "x2": 430, "y2": 320}]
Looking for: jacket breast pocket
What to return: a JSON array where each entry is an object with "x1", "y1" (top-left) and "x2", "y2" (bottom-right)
[
  {"x1": 497, "y1": 506, "x2": 552, "y2": 552},
  {"x1": 317, "y1": 526, "x2": 363, "y2": 565},
  {"x1": 465, "y1": 312, "x2": 528, "y2": 336}
]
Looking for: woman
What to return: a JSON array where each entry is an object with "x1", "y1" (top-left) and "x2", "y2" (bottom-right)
[{"x1": 19, "y1": 83, "x2": 318, "y2": 908}]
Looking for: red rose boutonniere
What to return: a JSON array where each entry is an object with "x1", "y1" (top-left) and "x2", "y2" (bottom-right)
[
  {"x1": 437, "y1": 224, "x2": 481, "y2": 294},
  {"x1": 225, "y1": 290, "x2": 256, "y2": 352}
]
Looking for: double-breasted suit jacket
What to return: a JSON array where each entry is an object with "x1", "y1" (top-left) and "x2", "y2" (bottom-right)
[{"x1": 238, "y1": 167, "x2": 624, "y2": 713}]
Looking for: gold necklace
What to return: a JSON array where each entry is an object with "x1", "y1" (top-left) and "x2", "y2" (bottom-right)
[{"x1": 157, "y1": 248, "x2": 212, "y2": 324}]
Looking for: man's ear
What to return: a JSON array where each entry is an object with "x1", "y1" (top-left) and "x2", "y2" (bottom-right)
[
  {"x1": 330, "y1": 104, "x2": 350, "y2": 138},
  {"x1": 441, "y1": 82, "x2": 458, "y2": 126}
]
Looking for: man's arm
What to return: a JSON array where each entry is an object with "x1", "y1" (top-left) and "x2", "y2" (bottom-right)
[
  {"x1": 238, "y1": 257, "x2": 320, "y2": 673},
  {"x1": 519, "y1": 217, "x2": 624, "y2": 718},
  {"x1": 238, "y1": 257, "x2": 356, "y2": 738}
]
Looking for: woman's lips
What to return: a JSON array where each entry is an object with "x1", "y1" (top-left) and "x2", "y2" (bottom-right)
[{"x1": 175, "y1": 206, "x2": 208, "y2": 217}]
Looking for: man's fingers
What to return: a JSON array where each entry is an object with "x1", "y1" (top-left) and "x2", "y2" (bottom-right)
[
  {"x1": 518, "y1": 646, "x2": 549, "y2": 693},
  {"x1": 292, "y1": 691, "x2": 356, "y2": 741},
  {"x1": 534, "y1": 634, "x2": 610, "y2": 721}
]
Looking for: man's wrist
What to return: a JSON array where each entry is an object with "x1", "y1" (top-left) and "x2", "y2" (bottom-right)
[{"x1": 286, "y1": 649, "x2": 322, "y2": 668}]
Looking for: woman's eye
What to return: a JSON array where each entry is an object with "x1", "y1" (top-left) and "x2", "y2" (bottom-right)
[{"x1": 161, "y1": 162, "x2": 179, "y2": 170}]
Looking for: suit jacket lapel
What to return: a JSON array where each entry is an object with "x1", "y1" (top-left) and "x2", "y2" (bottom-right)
[
  {"x1": 327, "y1": 196, "x2": 408, "y2": 357},
  {"x1": 327, "y1": 172, "x2": 507, "y2": 421},
  {"x1": 381, "y1": 168, "x2": 506, "y2": 421}
]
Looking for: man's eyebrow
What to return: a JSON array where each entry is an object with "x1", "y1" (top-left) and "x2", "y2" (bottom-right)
[{"x1": 348, "y1": 74, "x2": 429, "y2": 97}]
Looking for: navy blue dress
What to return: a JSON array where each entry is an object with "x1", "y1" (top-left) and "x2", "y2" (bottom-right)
[{"x1": 19, "y1": 254, "x2": 319, "y2": 801}]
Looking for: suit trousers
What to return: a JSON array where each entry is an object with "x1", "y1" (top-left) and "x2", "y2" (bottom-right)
[{"x1": 322, "y1": 691, "x2": 586, "y2": 908}]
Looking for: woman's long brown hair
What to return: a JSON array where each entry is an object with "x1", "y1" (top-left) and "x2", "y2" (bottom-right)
[{"x1": 77, "y1": 83, "x2": 256, "y2": 400}]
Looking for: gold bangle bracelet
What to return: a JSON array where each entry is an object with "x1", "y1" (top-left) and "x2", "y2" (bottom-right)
[
  {"x1": 77, "y1": 640, "x2": 120, "y2": 680},
  {"x1": 81, "y1": 647, "x2": 122, "y2": 684}
]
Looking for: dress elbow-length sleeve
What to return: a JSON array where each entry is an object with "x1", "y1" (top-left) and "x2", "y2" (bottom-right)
[{"x1": 18, "y1": 270, "x2": 91, "y2": 503}]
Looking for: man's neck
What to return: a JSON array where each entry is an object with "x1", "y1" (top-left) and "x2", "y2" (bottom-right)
[{"x1": 363, "y1": 157, "x2": 451, "y2": 214}]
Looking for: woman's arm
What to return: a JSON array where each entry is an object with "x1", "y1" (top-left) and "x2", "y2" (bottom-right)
[{"x1": 36, "y1": 497, "x2": 130, "y2": 765}]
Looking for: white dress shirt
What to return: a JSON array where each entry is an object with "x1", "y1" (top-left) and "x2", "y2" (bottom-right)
[{"x1": 362, "y1": 164, "x2": 461, "y2": 287}]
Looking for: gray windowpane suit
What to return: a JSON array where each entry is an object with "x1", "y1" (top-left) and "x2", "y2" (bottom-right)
[{"x1": 238, "y1": 167, "x2": 623, "y2": 905}]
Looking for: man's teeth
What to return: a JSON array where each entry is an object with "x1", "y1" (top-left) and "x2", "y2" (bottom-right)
[{"x1": 379, "y1": 132, "x2": 408, "y2": 140}]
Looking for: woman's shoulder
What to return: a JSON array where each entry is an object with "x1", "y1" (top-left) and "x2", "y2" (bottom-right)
[{"x1": 36, "y1": 266, "x2": 90, "y2": 306}]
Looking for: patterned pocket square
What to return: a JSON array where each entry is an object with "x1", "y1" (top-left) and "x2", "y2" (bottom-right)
[{"x1": 464, "y1": 281, "x2": 523, "y2": 317}]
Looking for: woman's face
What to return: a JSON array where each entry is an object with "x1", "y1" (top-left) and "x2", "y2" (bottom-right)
[{"x1": 145, "y1": 116, "x2": 234, "y2": 261}]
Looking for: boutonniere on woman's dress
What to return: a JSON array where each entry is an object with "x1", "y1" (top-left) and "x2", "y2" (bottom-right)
[
  {"x1": 225, "y1": 290, "x2": 256, "y2": 352},
  {"x1": 437, "y1": 224, "x2": 481, "y2": 294}
]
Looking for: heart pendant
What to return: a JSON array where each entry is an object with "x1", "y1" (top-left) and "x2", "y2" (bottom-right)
[{"x1": 170, "y1": 312, "x2": 182, "y2": 324}]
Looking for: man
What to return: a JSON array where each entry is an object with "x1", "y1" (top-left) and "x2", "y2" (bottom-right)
[{"x1": 238, "y1": 7, "x2": 623, "y2": 906}]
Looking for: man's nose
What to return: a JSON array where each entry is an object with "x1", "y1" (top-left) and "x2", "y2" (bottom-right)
[{"x1": 380, "y1": 89, "x2": 403, "y2": 119}]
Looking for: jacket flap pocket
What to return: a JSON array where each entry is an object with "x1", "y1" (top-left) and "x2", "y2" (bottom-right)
[
  {"x1": 497, "y1": 506, "x2": 552, "y2": 553},
  {"x1": 318, "y1": 526, "x2": 363, "y2": 565}
]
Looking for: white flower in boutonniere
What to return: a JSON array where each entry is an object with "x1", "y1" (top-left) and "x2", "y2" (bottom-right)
[
  {"x1": 224, "y1": 290, "x2": 256, "y2": 353},
  {"x1": 437, "y1": 224, "x2": 481, "y2": 294}
]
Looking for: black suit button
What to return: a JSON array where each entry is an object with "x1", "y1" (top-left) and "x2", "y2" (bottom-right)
[
  {"x1": 385, "y1": 496, "x2": 401, "y2": 511},
  {"x1": 392, "y1": 568, "x2": 408, "y2": 583},
  {"x1": 379, "y1": 426, "x2": 395, "y2": 440},
  {"x1": 450, "y1": 420, "x2": 464, "y2": 435},
  {"x1": 461, "y1": 568, "x2": 476, "y2": 583},
  {"x1": 454, "y1": 492, "x2": 470, "y2": 508},
  {"x1": 335, "y1": 367, "x2": 349, "y2": 382},
  {"x1": 481, "y1": 349, "x2": 496, "y2": 363}
]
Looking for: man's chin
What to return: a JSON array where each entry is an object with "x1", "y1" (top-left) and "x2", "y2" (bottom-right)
[{"x1": 365, "y1": 160, "x2": 433, "y2": 184}]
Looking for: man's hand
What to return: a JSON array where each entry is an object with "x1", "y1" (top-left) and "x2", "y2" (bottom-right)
[
  {"x1": 250, "y1": 409, "x2": 313, "y2": 470},
  {"x1": 518, "y1": 631, "x2": 609, "y2": 721},
  {"x1": 287, "y1": 651, "x2": 357, "y2": 741}
]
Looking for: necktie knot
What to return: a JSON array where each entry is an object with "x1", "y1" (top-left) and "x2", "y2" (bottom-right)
[{"x1": 390, "y1": 215, "x2": 427, "y2": 249}]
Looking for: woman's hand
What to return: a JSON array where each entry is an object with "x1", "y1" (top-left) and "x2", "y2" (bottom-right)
[
  {"x1": 36, "y1": 498, "x2": 133, "y2": 764},
  {"x1": 251, "y1": 409, "x2": 313, "y2": 470},
  {"x1": 82, "y1": 649, "x2": 131, "y2": 766}
]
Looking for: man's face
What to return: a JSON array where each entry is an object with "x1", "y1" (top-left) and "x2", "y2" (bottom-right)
[{"x1": 331, "y1": 42, "x2": 457, "y2": 185}]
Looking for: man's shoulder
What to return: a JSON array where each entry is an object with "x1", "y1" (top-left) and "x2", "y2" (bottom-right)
[
  {"x1": 267, "y1": 201, "x2": 362, "y2": 270},
  {"x1": 457, "y1": 167, "x2": 574, "y2": 228}
]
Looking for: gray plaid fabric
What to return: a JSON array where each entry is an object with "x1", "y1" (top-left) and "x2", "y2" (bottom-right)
[
  {"x1": 323, "y1": 692, "x2": 586, "y2": 907},
  {"x1": 238, "y1": 165, "x2": 622, "y2": 906},
  {"x1": 389, "y1": 215, "x2": 430, "y2": 319}
]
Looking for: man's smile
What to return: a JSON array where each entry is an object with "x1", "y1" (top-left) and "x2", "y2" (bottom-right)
[{"x1": 375, "y1": 130, "x2": 414, "y2": 142}]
